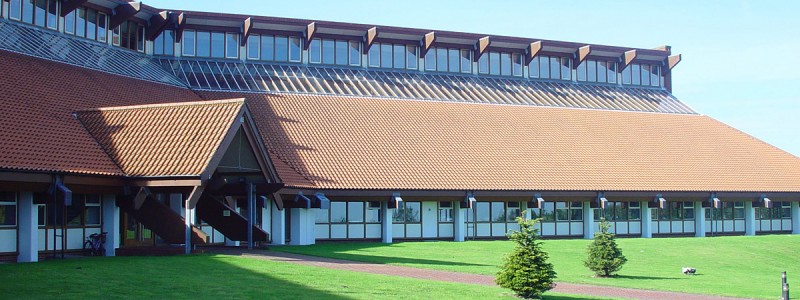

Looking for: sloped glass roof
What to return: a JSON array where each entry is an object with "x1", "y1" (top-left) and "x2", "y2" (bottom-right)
[{"x1": 0, "y1": 19, "x2": 185, "y2": 86}]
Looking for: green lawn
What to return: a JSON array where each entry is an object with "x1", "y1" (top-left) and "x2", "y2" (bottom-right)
[
  {"x1": 275, "y1": 235, "x2": 800, "y2": 299},
  {"x1": 0, "y1": 255, "x2": 607, "y2": 300}
]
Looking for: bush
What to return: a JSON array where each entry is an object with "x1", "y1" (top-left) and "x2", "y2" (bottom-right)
[
  {"x1": 496, "y1": 214, "x2": 556, "y2": 299},
  {"x1": 584, "y1": 219, "x2": 627, "y2": 277}
]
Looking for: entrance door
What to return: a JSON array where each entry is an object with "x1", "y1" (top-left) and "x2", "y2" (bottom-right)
[{"x1": 122, "y1": 213, "x2": 155, "y2": 247}]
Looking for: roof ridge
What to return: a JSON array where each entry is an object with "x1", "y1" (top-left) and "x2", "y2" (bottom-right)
[{"x1": 76, "y1": 98, "x2": 245, "y2": 113}]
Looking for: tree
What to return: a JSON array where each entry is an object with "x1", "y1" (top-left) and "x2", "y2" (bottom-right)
[
  {"x1": 584, "y1": 219, "x2": 627, "y2": 277},
  {"x1": 496, "y1": 214, "x2": 556, "y2": 299}
]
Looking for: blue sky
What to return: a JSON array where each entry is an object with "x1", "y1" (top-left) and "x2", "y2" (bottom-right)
[{"x1": 148, "y1": 0, "x2": 800, "y2": 156}]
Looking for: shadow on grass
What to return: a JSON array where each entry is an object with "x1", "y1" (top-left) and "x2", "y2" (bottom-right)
[{"x1": 277, "y1": 242, "x2": 493, "y2": 268}]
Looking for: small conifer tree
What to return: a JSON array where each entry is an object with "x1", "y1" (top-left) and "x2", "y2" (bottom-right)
[
  {"x1": 584, "y1": 218, "x2": 627, "y2": 277},
  {"x1": 496, "y1": 214, "x2": 556, "y2": 299}
]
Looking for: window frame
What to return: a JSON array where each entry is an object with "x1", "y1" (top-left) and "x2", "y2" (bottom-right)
[{"x1": 0, "y1": 192, "x2": 17, "y2": 228}]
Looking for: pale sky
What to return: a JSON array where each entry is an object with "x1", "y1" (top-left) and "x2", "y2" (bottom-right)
[{"x1": 147, "y1": 0, "x2": 800, "y2": 157}]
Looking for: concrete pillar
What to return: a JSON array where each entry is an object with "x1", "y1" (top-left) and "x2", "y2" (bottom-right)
[
  {"x1": 184, "y1": 203, "x2": 194, "y2": 254},
  {"x1": 744, "y1": 201, "x2": 756, "y2": 236},
  {"x1": 381, "y1": 201, "x2": 393, "y2": 243},
  {"x1": 102, "y1": 194, "x2": 119, "y2": 256},
  {"x1": 17, "y1": 192, "x2": 37, "y2": 263},
  {"x1": 270, "y1": 199, "x2": 286, "y2": 245},
  {"x1": 792, "y1": 202, "x2": 800, "y2": 234},
  {"x1": 641, "y1": 201, "x2": 652, "y2": 238},
  {"x1": 695, "y1": 201, "x2": 706, "y2": 237},
  {"x1": 583, "y1": 201, "x2": 595, "y2": 239},
  {"x1": 453, "y1": 204, "x2": 465, "y2": 242},
  {"x1": 289, "y1": 208, "x2": 315, "y2": 245}
]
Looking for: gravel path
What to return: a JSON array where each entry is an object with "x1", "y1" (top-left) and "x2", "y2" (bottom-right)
[{"x1": 209, "y1": 248, "x2": 751, "y2": 300}]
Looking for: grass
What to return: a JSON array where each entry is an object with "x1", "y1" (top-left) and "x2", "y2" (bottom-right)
[
  {"x1": 275, "y1": 234, "x2": 800, "y2": 299},
  {"x1": 0, "y1": 254, "x2": 609, "y2": 300}
]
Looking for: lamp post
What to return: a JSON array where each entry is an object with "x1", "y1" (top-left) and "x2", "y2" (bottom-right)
[{"x1": 782, "y1": 272, "x2": 789, "y2": 300}]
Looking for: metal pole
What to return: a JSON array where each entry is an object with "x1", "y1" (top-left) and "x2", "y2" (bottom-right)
[{"x1": 783, "y1": 283, "x2": 789, "y2": 300}]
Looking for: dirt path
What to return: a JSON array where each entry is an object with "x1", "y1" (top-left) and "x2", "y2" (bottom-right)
[{"x1": 208, "y1": 248, "x2": 751, "y2": 300}]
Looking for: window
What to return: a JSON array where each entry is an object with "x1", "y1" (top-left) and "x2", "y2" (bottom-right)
[
  {"x1": 506, "y1": 202, "x2": 521, "y2": 222},
  {"x1": 628, "y1": 202, "x2": 641, "y2": 220},
  {"x1": 33, "y1": 0, "x2": 45, "y2": 27},
  {"x1": 491, "y1": 202, "x2": 505, "y2": 222},
  {"x1": 247, "y1": 34, "x2": 301, "y2": 62},
  {"x1": 210, "y1": 32, "x2": 223, "y2": 58},
  {"x1": 426, "y1": 47, "x2": 471, "y2": 73},
  {"x1": 289, "y1": 37, "x2": 302, "y2": 62},
  {"x1": 260, "y1": 35, "x2": 275, "y2": 61},
  {"x1": 330, "y1": 202, "x2": 346, "y2": 223},
  {"x1": 555, "y1": 202, "x2": 570, "y2": 221},
  {"x1": 315, "y1": 208, "x2": 329, "y2": 224},
  {"x1": 84, "y1": 195, "x2": 101, "y2": 226},
  {"x1": 22, "y1": 0, "x2": 33, "y2": 23},
  {"x1": 112, "y1": 26, "x2": 120, "y2": 46},
  {"x1": 97, "y1": 13, "x2": 107, "y2": 42},
  {"x1": 621, "y1": 63, "x2": 662, "y2": 87},
  {"x1": 182, "y1": 30, "x2": 197, "y2": 56},
  {"x1": 347, "y1": 202, "x2": 364, "y2": 223},
  {"x1": 115, "y1": 21, "x2": 144, "y2": 52},
  {"x1": 393, "y1": 202, "x2": 421, "y2": 223},
  {"x1": 183, "y1": 30, "x2": 239, "y2": 58},
  {"x1": 529, "y1": 55, "x2": 570, "y2": 80},
  {"x1": 512, "y1": 53, "x2": 523, "y2": 76},
  {"x1": 733, "y1": 202, "x2": 745, "y2": 219},
  {"x1": 475, "y1": 202, "x2": 490, "y2": 222},
  {"x1": 311, "y1": 38, "x2": 359, "y2": 66},
  {"x1": 9, "y1": 0, "x2": 22, "y2": 21},
  {"x1": 85, "y1": 8, "x2": 96, "y2": 40},
  {"x1": 541, "y1": 202, "x2": 555, "y2": 222},
  {"x1": 247, "y1": 34, "x2": 260, "y2": 59},
  {"x1": 46, "y1": 0, "x2": 57, "y2": 29},
  {"x1": 365, "y1": 202, "x2": 380, "y2": 223},
  {"x1": 225, "y1": 32, "x2": 239, "y2": 59},
  {"x1": 438, "y1": 202, "x2": 453, "y2": 222},
  {"x1": 350, "y1": 41, "x2": 362, "y2": 66},
  {"x1": 154, "y1": 30, "x2": 175, "y2": 56},
  {"x1": 0, "y1": 192, "x2": 17, "y2": 227},
  {"x1": 275, "y1": 36, "x2": 289, "y2": 61},
  {"x1": 369, "y1": 42, "x2": 417, "y2": 70},
  {"x1": 478, "y1": 51, "x2": 523, "y2": 77}
]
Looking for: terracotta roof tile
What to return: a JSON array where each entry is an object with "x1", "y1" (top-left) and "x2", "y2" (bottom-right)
[
  {"x1": 198, "y1": 91, "x2": 800, "y2": 192},
  {"x1": 0, "y1": 50, "x2": 200, "y2": 176},
  {"x1": 75, "y1": 99, "x2": 245, "y2": 177}
]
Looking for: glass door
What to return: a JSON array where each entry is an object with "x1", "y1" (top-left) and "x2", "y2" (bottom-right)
[{"x1": 122, "y1": 213, "x2": 154, "y2": 247}]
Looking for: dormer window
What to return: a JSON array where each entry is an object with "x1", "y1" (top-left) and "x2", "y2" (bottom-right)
[{"x1": 309, "y1": 38, "x2": 361, "y2": 66}]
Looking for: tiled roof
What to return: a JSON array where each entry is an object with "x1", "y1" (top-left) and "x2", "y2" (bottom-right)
[
  {"x1": 0, "y1": 50, "x2": 201, "y2": 176},
  {"x1": 198, "y1": 91, "x2": 800, "y2": 192},
  {"x1": 75, "y1": 99, "x2": 245, "y2": 177}
]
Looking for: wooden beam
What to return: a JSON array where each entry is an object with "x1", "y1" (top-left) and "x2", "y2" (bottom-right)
[
  {"x1": 621, "y1": 49, "x2": 638, "y2": 69},
  {"x1": 304, "y1": 22, "x2": 317, "y2": 50},
  {"x1": 525, "y1": 41, "x2": 542, "y2": 65},
  {"x1": 575, "y1": 45, "x2": 591, "y2": 67},
  {"x1": 241, "y1": 17, "x2": 254, "y2": 46},
  {"x1": 146, "y1": 11, "x2": 170, "y2": 41},
  {"x1": 666, "y1": 54, "x2": 681, "y2": 70},
  {"x1": 133, "y1": 187, "x2": 152, "y2": 210},
  {"x1": 185, "y1": 185, "x2": 205, "y2": 209},
  {"x1": 421, "y1": 31, "x2": 436, "y2": 57},
  {"x1": 474, "y1": 36, "x2": 491, "y2": 61},
  {"x1": 364, "y1": 27, "x2": 378, "y2": 54},
  {"x1": 109, "y1": 1, "x2": 141, "y2": 29},
  {"x1": 175, "y1": 12, "x2": 187, "y2": 42},
  {"x1": 60, "y1": 0, "x2": 89, "y2": 17}
]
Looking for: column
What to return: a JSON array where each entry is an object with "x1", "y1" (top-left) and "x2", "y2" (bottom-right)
[
  {"x1": 792, "y1": 202, "x2": 800, "y2": 234},
  {"x1": 641, "y1": 201, "x2": 652, "y2": 238},
  {"x1": 744, "y1": 201, "x2": 756, "y2": 236},
  {"x1": 583, "y1": 201, "x2": 594, "y2": 239},
  {"x1": 184, "y1": 203, "x2": 194, "y2": 254},
  {"x1": 695, "y1": 201, "x2": 706, "y2": 237},
  {"x1": 17, "y1": 192, "x2": 37, "y2": 263},
  {"x1": 381, "y1": 201, "x2": 393, "y2": 243},
  {"x1": 270, "y1": 199, "x2": 286, "y2": 245},
  {"x1": 453, "y1": 203, "x2": 465, "y2": 242},
  {"x1": 289, "y1": 208, "x2": 315, "y2": 245},
  {"x1": 102, "y1": 194, "x2": 119, "y2": 256}
]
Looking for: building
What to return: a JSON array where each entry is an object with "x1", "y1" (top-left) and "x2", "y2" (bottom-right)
[{"x1": 1, "y1": 0, "x2": 799, "y2": 263}]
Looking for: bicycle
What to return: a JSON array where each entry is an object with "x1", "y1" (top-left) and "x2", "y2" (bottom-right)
[{"x1": 83, "y1": 232, "x2": 107, "y2": 256}]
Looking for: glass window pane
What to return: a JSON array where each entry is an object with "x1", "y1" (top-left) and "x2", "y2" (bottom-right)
[
  {"x1": 393, "y1": 44, "x2": 405, "y2": 69},
  {"x1": 651, "y1": 65, "x2": 660, "y2": 86},
  {"x1": 86, "y1": 9, "x2": 96, "y2": 40},
  {"x1": 368, "y1": 43, "x2": 380, "y2": 67},
  {"x1": 478, "y1": 54, "x2": 489, "y2": 74},
  {"x1": 10, "y1": 0, "x2": 22, "y2": 21},
  {"x1": 226, "y1": 33, "x2": 239, "y2": 58},
  {"x1": 500, "y1": 52, "x2": 511, "y2": 76},
  {"x1": 598, "y1": 61, "x2": 607, "y2": 83},
  {"x1": 491, "y1": 202, "x2": 505, "y2": 222},
  {"x1": 549, "y1": 57, "x2": 560, "y2": 79},
  {"x1": 507, "y1": 203, "x2": 521, "y2": 222},
  {"x1": 261, "y1": 35, "x2": 275, "y2": 61},
  {"x1": 335, "y1": 40, "x2": 348, "y2": 65},
  {"x1": 439, "y1": 204, "x2": 454, "y2": 222},
  {"x1": 540, "y1": 56, "x2": 550, "y2": 78},
  {"x1": 112, "y1": 26, "x2": 120, "y2": 46},
  {"x1": 393, "y1": 204, "x2": 405, "y2": 223},
  {"x1": 405, "y1": 202, "x2": 421, "y2": 223},
  {"x1": 631, "y1": 64, "x2": 641, "y2": 85},
  {"x1": 97, "y1": 13, "x2": 107, "y2": 42},
  {"x1": 85, "y1": 206, "x2": 100, "y2": 225},
  {"x1": 275, "y1": 36, "x2": 288, "y2": 61},
  {"x1": 247, "y1": 35, "x2": 260, "y2": 59},
  {"x1": 136, "y1": 25, "x2": 144, "y2": 51},
  {"x1": 119, "y1": 21, "x2": 129, "y2": 49},
  {"x1": 322, "y1": 39, "x2": 335, "y2": 64},
  {"x1": 406, "y1": 45, "x2": 418, "y2": 69},
  {"x1": 489, "y1": 52, "x2": 500, "y2": 76},
  {"x1": 64, "y1": 10, "x2": 75, "y2": 34},
  {"x1": 529, "y1": 56, "x2": 540, "y2": 78},
  {"x1": 22, "y1": 0, "x2": 33, "y2": 23},
  {"x1": 561, "y1": 57, "x2": 571, "y2": 80},
  {"x1": 196, "y1": 31, "x2": 211, "y2": 57},
  {"x1": 365, "y1": 205, "x2": 380, "y2": 223},
  {"x1": 571, "y1": 207, "x2": 583, "y2": 221},
  {"x1": 348, "y1": 202, "x2": 364, "y2": 223},
  {"x1": 641, "y1": 64, "x2": 651, "y2": 86},
  {"x1": 380, "y1": 43, "x2": 392, "y2": 68},
  {"x1": 542, "y1": 202, "x2": 555, "y2": 222},
  {"x1": 154, "y1": 32, "x2": 164, "y2": 55},
  {"x1": 424, "y1": 50, "x2": 436, "y2": 71},
  {"x1": 330, "y1": 202, "x2": 346, "y2": 223},
  {"x1": 289, "y1": 36, "x2": 302, "y2": 62},
  {"x1": 448, "y1": 49, "x2": 460, "y2": 73},
  {"x1": 576, "y1": 61, "x2": 587, "y2": 82},
  {"x1": 0, "y1": 204, "x2": 17, "y2": 226},
  {"x1": 476, "y1": 202, "x2": 490, "y2": 222},
  {"x1": 34, "y1": 0, "x2": 45, "y2": 27},
  {"x1": 461, "y1": 50, "x2": 472, "y2": 73},
  {"x1": 512, "y1": 53, "x2": 522, "y2": 76},
  {"x1": 436, "y1": 48, "x2": 448, "y2": 71},
  {"x1": 587, "y1": 60, "x2": 597, "y2": 82},
  {"x1": 182, "y1": 30, "x2": 196, "y2": 56},
  {"x1": 622, "y1": 65, "x2": 631, "y2": 84},
  {"x1": 315, "y1": 209, "x2": 329, "y2": 223},
  {"x1": 608, "y1": 62, "x2": 617, "y2": 83},
  {"x1": 629, "y1": 208, "x2": 641, "y2": 220},
  {"x1": 349, "y1": 41, "x2": 361, "y2": 66},
  {"x1": 309, "y1": 38, "x2": 321, "y2": 63},
  {"x1": 75, "y1": 7, "x2": 85, "y2": 37},
  {"x1": 210, "y1": 32, "x2": 224, "y2": 58},
  {"x1": 46, "y1": 0, "x2": 57, "y2": 29}
]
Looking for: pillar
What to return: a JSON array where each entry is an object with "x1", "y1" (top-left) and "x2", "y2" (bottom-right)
[
  {"x1": 17, "y1": 192, "x2": 37, "y2": 263},
  {"x1": 289, "y1": 208, "x2": 315, "y2": 245},
  {"x1": 102, "y1": 194, "x2": 119, "y2": 256},
  {"x1": 270, "y1": 199, "x2": 286, "y2": 245},
  {"x1": 381, "y1": 201, "x2": 393, "y2": 243},
  {"x1": 744, "y1": 201, "x2": 756, "y2": 236},
  {"x1": 695, "y1": 201, "x2": 706, "y2": 237},
  {"x1": 641, "y1": 201, "x2": 652, "y2": 238},
  {"x1": 792, "y1": 202, "x2": 800, "y2": 234},
  {"x1": 184, "y1": 203, "x2": 194, "y2": 254},
  {"x1": 583, "y1": 201, "x2": 594, "y2": 239},
  {"x1": 453, "y1": 203, "x2": 465, "y2": 242}
]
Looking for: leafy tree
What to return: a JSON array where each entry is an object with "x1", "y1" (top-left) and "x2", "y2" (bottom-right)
[
  {"x1": 496, "y1": 214, "x2": 556, "y2": 299},
  {"x1": 584, "y1": 219, "x2": 627, "y2": 277}
]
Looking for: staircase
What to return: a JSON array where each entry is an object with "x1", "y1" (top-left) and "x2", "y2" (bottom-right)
[
  {"x1": 195, "y1": 195, "x2": 269, "y2": 242},
  {"x1": 118, "y1": 197, "x2": 208, "y2": 245}
]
